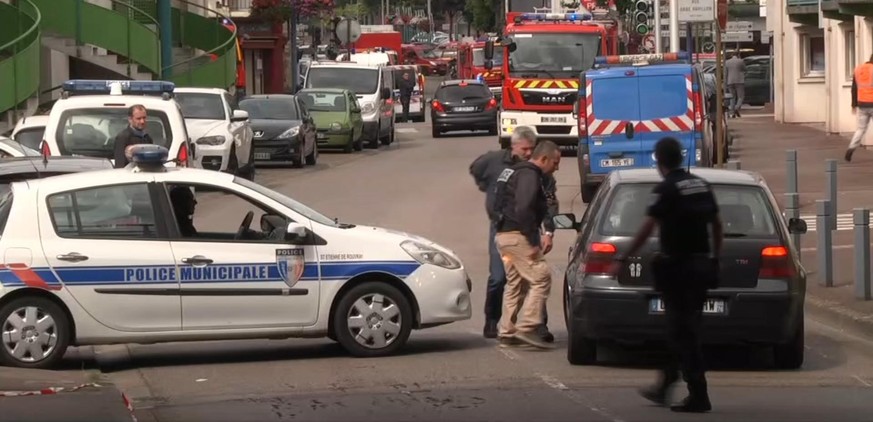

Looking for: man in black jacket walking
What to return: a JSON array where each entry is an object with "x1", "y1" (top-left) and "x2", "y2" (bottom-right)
[
  {"x1": 491, "y1": 140, "x2": 561, "y2": 349},
  {"x1": 398, "y1": 71, "x2": 416, "y2": 123},
  {"x1": 113, "y1": 104, "x2": 154, "y2": 168}
]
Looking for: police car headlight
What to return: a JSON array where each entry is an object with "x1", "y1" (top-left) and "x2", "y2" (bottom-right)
[
  {"x1": 277, "y1": 126, "x2": 300, "y2": 139},
  {"x1": 330, "y1": 122, "x2": 343, "y2": 132},
  {"x1": 361, "y1": 102, "x2": 376, "y2": 114},
  {"x1": 401, "y1": 240, "x2": 461, "y2": 270},
  {"x1": 195, "y1": 135, "x2": 226, "y2": 146}
]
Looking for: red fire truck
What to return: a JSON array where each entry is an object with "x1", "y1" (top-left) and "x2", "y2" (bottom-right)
[
  {"x1": 484, "y1": 8, "x2": 619, "y2": 153},
  {"x1": 457, "y1": 40, "x2": 504, "y2": 100}
]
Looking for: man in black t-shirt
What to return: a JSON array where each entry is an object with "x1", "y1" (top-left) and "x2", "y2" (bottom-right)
[{"x1": 610, "y1": 137, "x2": 724, "y2": 413}]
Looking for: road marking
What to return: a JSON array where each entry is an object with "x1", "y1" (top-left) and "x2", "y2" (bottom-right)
[
  {"x1": 535, "y1": 373, "x2": 626, "y2": 422},
  {"x1": 854, "y1": 375, "x2": 872, "y2": 388},
  {"x1": 396, "y1": 128, "x2": 418, "y2": 133}
]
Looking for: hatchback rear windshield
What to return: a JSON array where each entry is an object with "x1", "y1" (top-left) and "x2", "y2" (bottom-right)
[
  {"x1": 13, "y1": 127, "x2": 44, "y2": 150},
  {"x1": 599, "y1": 183, "x2": 778, "y2": 237},
  {"x1": 298, "y1": 92, "x2": 346, "y2": 112},
  {"x1": 305, "y1": 68, "x2": 379, "y2": 95},
  {"x1": 55, "y1": 108, "x2": 172, "y2": 158},
  {"x1": 436, "y1": 85, "x2": 491, "y2": 102}
]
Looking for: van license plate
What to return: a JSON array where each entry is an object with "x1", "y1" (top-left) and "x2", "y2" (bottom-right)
[
  {"x1": 455, "y1": 106, "x2": 476, "y2": 112},
  {"x1": 601, "y1": 158, "x2": 634, "y2": 167},
  {"x1": 541, "y1": 116, "x2": 566, "y2": 123},
  {"x1": 254, "y1": 153, "x2": 271, "y2": 160},
  {"x1": 649, "y1": 298, "x2": 726, "y2": 314}
]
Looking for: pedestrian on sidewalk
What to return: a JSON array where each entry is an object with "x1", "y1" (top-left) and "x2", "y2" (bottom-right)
[
  {"x1": 845, "y1": 54, "x2": 873, "y2": 162},
  {"x1": 469, "y1": 127, "x2": 554, "y2": 342},
  {"x1": 491, "y1": 140, "x2": 562, "y2": 350},
  {"x1": 725, "y1": 53, "x2": 745, "y2": 118},
  {"x1": 610, "y1": 137, "x2": 723, "y2": 413}
]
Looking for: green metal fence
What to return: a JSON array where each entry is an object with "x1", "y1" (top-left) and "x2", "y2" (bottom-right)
[
  {"x1": 0, "y1": 0, "x2": 41, "y2": 116},
  {"x1": 165, "y1": 0, "x2": 237, "y2": 88}
]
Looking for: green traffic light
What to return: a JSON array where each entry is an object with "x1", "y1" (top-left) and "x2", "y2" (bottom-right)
[{"x1": 636, "y1": 24, "x2": 649, "y2": 35}]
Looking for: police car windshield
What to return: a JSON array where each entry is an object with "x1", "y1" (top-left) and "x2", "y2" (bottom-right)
[
  {"x1": 508, "y1": 33, "x2": 601, "y2": 74},
  {"x1": 174, "y1": 93, "x2": 227, "y2": 120},
  {"x1": 473, "y1": 48, "x2": 503, "y2": 67},
  {"x1": 12, "y1": 127, "x2": 44, "y2": 150},
  {"x1": 233, "y1": 177, "x2": 341, "y2": 227},
  {"x1": 305, "y1": 68, "x2": 379, "y2": 95},
  {"x1": 599, "y1": 183, "x2": 778, "y2": 237},
  {"x1": 298, "y1": 92, "x2": 346, "y2": 112},
  {"x1": 55, "y1": 108, "x2": 172, "y2": 158}
]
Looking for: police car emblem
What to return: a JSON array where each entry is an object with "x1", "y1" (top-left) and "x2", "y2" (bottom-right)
[{"x1": 276, "y1": 248, "x2": 305, "y2": 287}]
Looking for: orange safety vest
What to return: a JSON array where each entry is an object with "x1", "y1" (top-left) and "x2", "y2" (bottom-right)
[{"x1": 854, "y1": 63, "x2": 873, "y2": 104}]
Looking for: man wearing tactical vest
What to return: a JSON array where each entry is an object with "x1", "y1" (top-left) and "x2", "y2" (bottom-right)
[{"x1": 846, "y1": 54, "x2": 873, "y2": 162}]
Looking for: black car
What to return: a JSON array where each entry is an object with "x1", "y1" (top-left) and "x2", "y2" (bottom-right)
[
  {"x1": 0, "y1": 156, "x2": 114, "y2": 195},
  {"x1": 554, "y1": 168, "x2": 808, "y2": 369},
  {"x1": 429, "y1": 79, "x2": 498, "y2": 138},
  {"x1": 239, "y1": 95, "x2": 318, "y2": 168}
]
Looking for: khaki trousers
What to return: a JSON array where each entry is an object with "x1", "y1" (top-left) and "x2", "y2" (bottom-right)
[{"x1": 495, "y1": 231, "x2": 552, "y2": 337}]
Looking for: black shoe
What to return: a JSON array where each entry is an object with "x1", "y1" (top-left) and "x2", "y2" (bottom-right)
[
  {"x1": 846, "y1": 148, "x2": 855, "y2": 162},
  {"x1": 483, "y1": 320, "x2": 498, "y2": 339},
  {"x1": 536, "y1": 325, "x2": 555, "y2": 343},
  {"x1": 670, "y1": 396, "x2": 712, "y2": 413},
  {"x1": 638, "y1": 386, "x2": 668, "y2": 406}
]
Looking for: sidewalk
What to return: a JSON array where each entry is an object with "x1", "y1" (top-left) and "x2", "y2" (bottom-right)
[{"x1": 729, "y1": 106, "x2": 873, "y2": 338}]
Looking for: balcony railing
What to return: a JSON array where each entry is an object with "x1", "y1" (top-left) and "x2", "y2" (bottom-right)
[
  {"x1": 222, "y1": 0, "x2": 251, "y2": 12},
  {"x1": 787, "y1": 0, "x2": 819, "y2": 5}
]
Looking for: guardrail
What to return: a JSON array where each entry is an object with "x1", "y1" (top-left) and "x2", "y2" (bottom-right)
[
  {"x1": 165, "y1": 0, "x2": 237, "y2": 88},
  {"x1": 0, "y1": 0, "x2": 41, "y2": 116}
]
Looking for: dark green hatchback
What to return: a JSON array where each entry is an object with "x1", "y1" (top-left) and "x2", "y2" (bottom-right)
[{"x1": 297, "y1": 88, "x2": 364, "y2": 153}]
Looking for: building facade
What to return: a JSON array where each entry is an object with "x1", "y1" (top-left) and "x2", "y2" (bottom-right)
[{"x1": 770, "y1": 0, "x2": 873, "y2": 144}]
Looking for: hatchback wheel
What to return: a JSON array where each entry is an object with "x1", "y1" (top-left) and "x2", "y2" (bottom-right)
[
  {"x1": 0, "y1": 297, "x2": 70, "y2": 369},
  {"x1": 333, "y1": 282, "x2": 413, "y2": 357},
  {"x1": 773, "y1": 317, "x2": 804, "y2": 370},
  {"x1": 306, "y1": 144, "x2": 318, "y2": 165}
]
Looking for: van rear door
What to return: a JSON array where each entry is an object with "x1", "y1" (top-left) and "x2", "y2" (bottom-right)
[
  {"x1": 636, "y1": 67, "x2": 696, "y2": 168},
  {"x1": 587, "y1": 73, "x2": 641, "y2": 174}
]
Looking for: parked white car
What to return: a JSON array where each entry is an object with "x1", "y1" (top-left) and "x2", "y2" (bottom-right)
[
  {"x1": 11, "y1": 114, "x2": 50, "y2": 151},
  {"x1": 174, "y1": 87, "x2": 255, "y2": 179}
]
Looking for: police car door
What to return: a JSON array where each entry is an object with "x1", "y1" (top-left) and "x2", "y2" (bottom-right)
[
  {"x1": 637, "y1": 67, "x2": 697, "y2": 168},
  {"x1": 157, "y1": 179, "x2": 319, "y2": 329},
  {"x1": 587, "y1": 72, "x2": 642, "y2": 173},
  {"x1": 38, "y1": 179, "x2": 182, "y2": 331}
]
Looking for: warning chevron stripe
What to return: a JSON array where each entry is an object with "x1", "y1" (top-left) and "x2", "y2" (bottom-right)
[
  {"x1": 513, "y1": 80, "x2": 580, "y2": 89},
  {"x1": 586, "y1": 74, "x2": 696, "y2": 135}
]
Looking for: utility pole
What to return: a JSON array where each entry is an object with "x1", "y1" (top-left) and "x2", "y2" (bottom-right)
[
  {"x1": 653, "y1": 0, "x2": 662, "y2": 52},
  {"x1": 668, "y1": 0, "x2": 679, "y2": 52},
  {"x1": 715, "y1": 27, "x2": 724, "y2": 167},
  {"x1": 157, "y1": 0, "x2": 172, "y2": 79}
]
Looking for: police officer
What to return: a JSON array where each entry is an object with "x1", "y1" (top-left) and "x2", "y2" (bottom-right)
[
  {"x1": 469, "y1": 126, "x2": 554, "y2": 342},
  {"x1": 491, "y1": 140, "x2": 561, "y2": 350},
  {"x1": 609, "y1": 137, "x2": 723, "y2": 413}
]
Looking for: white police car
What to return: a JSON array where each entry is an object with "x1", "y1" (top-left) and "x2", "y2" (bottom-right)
[
  {"x1": 40, "y1": 80, "x2": 194, "y2": 168},
  {"x1": 0, "y1": 145, "x2": 472, "y2": 368}
]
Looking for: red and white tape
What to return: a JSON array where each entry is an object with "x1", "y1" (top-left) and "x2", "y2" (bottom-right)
[{"x1": 0, "y1": 382, "x2": 101, "y2": 397}]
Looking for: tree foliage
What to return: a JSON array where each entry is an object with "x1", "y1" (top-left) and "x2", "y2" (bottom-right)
[
  {"x1": 250, "y1": 0, "x2": 336, "y2": 23},
  {"x1": 465, "y1": 0, "x2": 499, "y2": 32}
]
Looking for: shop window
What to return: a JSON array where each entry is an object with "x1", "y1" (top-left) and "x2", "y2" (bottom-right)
[{"x1": 799, "y1": 30, "x2": 825, "y2": 78}]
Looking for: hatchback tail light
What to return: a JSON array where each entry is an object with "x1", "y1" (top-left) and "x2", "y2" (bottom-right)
[
  {"x1": 758, "y1": 246, "x2": 794, "y2": 278},
  {"x1": 432, "y1": 100, "x2": 445, "y2": 113},
  {"x1": 40, "y1": 140, "x2": 51, "y2": 157},
  {"x1": 486, "y1": 98, "x2": 497, "y2": 110},
  {"x1": 177, "y1": 142, "x2": 190, "y2": 167},
  {"x1": 583, "y1": 242, "x2": 616, "y2": 275}
]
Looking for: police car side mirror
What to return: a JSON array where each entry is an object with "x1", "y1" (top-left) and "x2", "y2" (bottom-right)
[
  {"x1": 553, "y1": 213, "x2": 580, "y2": 231},
  {"x1": 788, "y1": 218, "x2": 808, "y2": 235},
  {"x1": 285, "y1": 222, "x2": 308, "y2": 241}
]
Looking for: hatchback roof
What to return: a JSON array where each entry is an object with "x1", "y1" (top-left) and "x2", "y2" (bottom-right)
[{"x1": 610, "y1": 168, "x2": 764, "y2": 187}]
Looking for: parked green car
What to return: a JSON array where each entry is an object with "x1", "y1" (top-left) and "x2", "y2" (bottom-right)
[{"x1": 297, "y1": 88, "x2": 364, "y2": 153}]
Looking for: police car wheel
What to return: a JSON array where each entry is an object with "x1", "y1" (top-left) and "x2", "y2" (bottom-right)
[
  {"x1": 333, "y1": 282, "x2": 413, "y2": 357},
  {"x1": 0, "y1": 297, "x2": 71, "y2": 369}
]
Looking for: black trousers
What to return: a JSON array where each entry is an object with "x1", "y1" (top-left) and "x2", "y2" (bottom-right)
[
  {"x1": 659, "y1": 284, "x2": 708, "y2": 398},
  {"x1": 400, "y1": 96, "x2": 411, "y2": 121}
]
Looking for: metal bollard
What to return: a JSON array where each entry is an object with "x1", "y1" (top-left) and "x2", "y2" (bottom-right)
[
  {"x1": 785, "y1": 193, "x2": 801, "y2": 261},
  {"x1": 726, "y1": 160, "x2": 741, "y2": 170},
  {"x1": 786, "y1": 149, "x2": 798, "y2": 194},
  {"x1": 855, "y1": 208, "x2": 872, "y2": 301},
  {"x1": 817, "y1": 200, "x2": 833, "y2": 287},
  {"x1": 826, "y1": 159, "x2": 838, "y2": 231}
]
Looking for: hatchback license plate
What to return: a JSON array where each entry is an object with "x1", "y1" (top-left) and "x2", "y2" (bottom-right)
[
  {"x1": 601, "y1": 158, "x2": 634, "y2": 167},
  {"x1": 649, "y1": 298, "x2": 726, "y2": 314},
  {"x1": 254, "y1": 152, "x2": 271, "y2": 160},
  {"x1": 541, "y1": 116, "x2": 566, "y2": 123},
  {"x1": 317, "y1": 133, "x2": 328, "y2": 140},
  {"x1": 455, "y1": 106, "x2": 476, "y2": 112}
]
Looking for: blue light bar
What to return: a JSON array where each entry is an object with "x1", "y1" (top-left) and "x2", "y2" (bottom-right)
[
  {"x1": 519, "y1": 12, "x2": 592, "y2": 21},
  {"x1": 62, "y1": 80, "x2": 175, "y2": 96},
  {"x1": 129, "y1": 144, "x2": 169, "y2": 168},
  {"x1": 594, "y1": 52, "x2": 690, "y2": 66}
]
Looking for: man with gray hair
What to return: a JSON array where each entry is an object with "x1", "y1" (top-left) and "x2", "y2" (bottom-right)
[{"x1": 470, "y1": 126, "x2": 555, "y2": 342}]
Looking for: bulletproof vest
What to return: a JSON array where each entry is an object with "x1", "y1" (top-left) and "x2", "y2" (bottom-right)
[{"x1": 488, "y1": 167, "x2": 516, "y2": 223}]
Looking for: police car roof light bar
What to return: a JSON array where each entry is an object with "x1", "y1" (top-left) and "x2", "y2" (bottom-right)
[
  {"x1": 517, "y1": 12, "x2": 593, "y2": 22},
  {"x1": 62, "y1": 80, "x2": 176, "y2": 98},
  {"x1": 128, "y1": 144, "x2": 170, "y2": 172},
  {"x1": 594, "y1": 52, "x2": 690, "y2": 66}
]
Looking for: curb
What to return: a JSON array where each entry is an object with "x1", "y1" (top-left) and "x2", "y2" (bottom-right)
[
  {"x1": 0, "y1": 382, "x2": 138, "y2": 422},
  {"x1": 805, "y1": 292, "x2": 873, "y2": 340}
]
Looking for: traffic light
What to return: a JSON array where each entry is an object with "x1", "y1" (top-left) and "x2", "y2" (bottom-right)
[{"x1": 634, "y1": 0, "x2": 652, "y2": 35}]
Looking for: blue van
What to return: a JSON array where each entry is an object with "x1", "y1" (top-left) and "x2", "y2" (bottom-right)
[{"x1": 573, "y1": 52, "x2": 714, "y2": 203}]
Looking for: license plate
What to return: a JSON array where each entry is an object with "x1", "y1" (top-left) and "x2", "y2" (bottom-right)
[
  {"x1": 454, "y1": 106, "x2": 476, "y2": 112},
  {"x1": 649, "y1": 298, "x2": 726, "y2": 314},
  {"x1": 601, "y1": 158, "x2": 634, "y2": 167},
  {"x1": 541, "y1": 116, "x2": 567, "y2": 123},
  {"x1": 254, "y1": 152, "x2": 271, "y2": 160},
  {"x1": 317, "y1": 133, "x2": 328, "y2": 139}
]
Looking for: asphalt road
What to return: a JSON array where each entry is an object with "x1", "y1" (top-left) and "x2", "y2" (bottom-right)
[{"x1": 29, "y1": 119, "x2": 873, "y2": 421}]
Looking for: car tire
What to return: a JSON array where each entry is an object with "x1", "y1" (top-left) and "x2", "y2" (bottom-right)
[
  {"x1": 293, "y1": 146, "x2": 305, "y2": 168},
  {"x1": 226, "y1": 145, "x2": 239, "y2": 174},
  {"x1": 564, "y1": 288, "x2": 597, "y2": 365},
  {"x1": 354, "y1": 135, "x2": 364, "y2": 152},
  {"x1": 305, "y1": 143, "x2": 318, "y2": 165},
  {"x1": 333, "y1": 282, "x2": 413, "y2": 358},
  {"x1": 432, "y1": 126, "x2": 441, "y2": 138},
  {"x1": 0, "y1": 296, "x2": 71, "y2": 369},
  {"x1": 488, "y1": 125, "x2": 498, "y2": 136},
  {"x1": 244, "y1": 147, "x2": 256, "y2": 181},
  {"x1": 413, "y1": 114, "x2": 426, "y2": 123},
  {"x1": 343, "y1": 134, "x2": 354, "y2": 153},
  {"x1": 380, "y1": 125, "x2": 394, "y2": 146},
  {"x1": 773, "y1": 317, "x2": 804, "y2": 370}
]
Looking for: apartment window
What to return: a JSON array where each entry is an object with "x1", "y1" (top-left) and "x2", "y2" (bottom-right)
[
  {"x1": 845, "y1": 29, "x2": 856, "y2": 81},
  {"x1": 800, "y1": 31, "x2": 825, "y2": 77}
]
